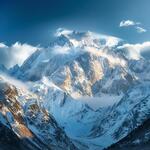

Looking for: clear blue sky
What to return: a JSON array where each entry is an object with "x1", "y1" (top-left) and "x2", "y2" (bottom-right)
[{"x1": 0, "y1": 0, "x2": 149, "y2": 46}]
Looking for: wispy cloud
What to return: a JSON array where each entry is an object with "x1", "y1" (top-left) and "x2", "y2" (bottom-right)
[
  {"x1": 117, "y1": 41, "x2": 150, "y2": 60},
  {"x1": 119, "y1": 19, "x2": 147, "y2": 33},
  {"x1": 136, "y1": 26, "x2": 147, "y2": 33},
  {"x1": 0, "y1": 73, "x2": 28, "y2": 89},
  {"x1": 0, "y1": 42, "x2": 39, "y2": 68}
]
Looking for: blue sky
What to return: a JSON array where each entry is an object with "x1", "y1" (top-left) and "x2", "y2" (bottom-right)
[{"x1": 0, "y1": 0, "x2": 149, "y2": 46}]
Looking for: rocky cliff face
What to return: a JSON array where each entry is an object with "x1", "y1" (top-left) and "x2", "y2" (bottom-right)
[{"x1": 0, "y1": 76, "x2": 77, "y2": 150}]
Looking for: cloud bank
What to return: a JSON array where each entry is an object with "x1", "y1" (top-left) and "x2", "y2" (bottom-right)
[
  {"x1": 117, "y1": 41, "x2": 150, "y2": 60},
  {"x1": 0, "y1": 42, "x2": 39, "y2": 68}
]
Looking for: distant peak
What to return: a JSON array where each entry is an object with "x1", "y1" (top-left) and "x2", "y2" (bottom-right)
[{"x1": 55, "y1": 28, "x2": 96, "y2": 38}]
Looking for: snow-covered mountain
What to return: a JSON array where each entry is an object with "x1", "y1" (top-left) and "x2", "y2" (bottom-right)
[{"x1": 1, "y1": 28, "x2": 150, "y2": 150}]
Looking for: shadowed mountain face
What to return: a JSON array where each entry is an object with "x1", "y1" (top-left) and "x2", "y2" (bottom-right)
[
  {"x1": 0, "y1": 122, "x2": 23, "y2": 150},
  {"x1": 106, "y1": 118, "x2": 150, "y2": 150},
  {"x1": 0, "y1": 122, "x2": 44, "y2": 150}
]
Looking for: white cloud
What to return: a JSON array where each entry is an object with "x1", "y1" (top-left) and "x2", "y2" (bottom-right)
[
  {"x1": 119, "y1": 20, "x2": 139, "y2": 27},
  {"x1": 55, "y1": 28, "x2": 73, "y2": 37},
  {"x1": 119, "y1": 20, "x2": 147, "y2": 33},
  {"x1": 0, "y1": 42, "x2": 39, "y2": 68},
  {"x1": 0, "y1": 73, "x2": 28, "y2": 89},
  {"x1": 117, "y1": 42, "x2": 150, "y2": 60},
  {"x1": 0, "y1": 43, "x2": 8, "y2": 48},
  {"x1": 136, "y1": 26, "x2": 147, "y2": 33}
]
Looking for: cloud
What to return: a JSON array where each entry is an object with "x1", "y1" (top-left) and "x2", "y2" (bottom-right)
[
  {"x1": 0, "y1": 42, "x2": 39, "y2": 68},
  {"x1": 55, "y1": 28, "x2": 73, "y2": 37},
  {"x1": 0, "y1": 73, "x2": 28, "y2": 89},
  {"x1": 76, "y1": 95, "x2": 122, "y2": 110},
  {"x1": 136, "y1": 26, "x2": 147, "y2": 33},
  {"x1": 117, "y1": 42, "x2": 150, "y2": 60},
  {"x1": 119, "y1": 20, "x2": 147, "y2": 33},
  {"x1": 119, "y1": 20, "x2": 140, "y2": 27}
]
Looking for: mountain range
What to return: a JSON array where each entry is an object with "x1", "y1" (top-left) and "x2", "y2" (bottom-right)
[{"x1": 0, "y1": 28, "x2": 150, "y2": 150}]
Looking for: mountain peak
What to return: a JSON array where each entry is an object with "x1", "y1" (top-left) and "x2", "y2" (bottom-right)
[{"x1": 54, "y1": 28, "x2": 121, "y2": 48}]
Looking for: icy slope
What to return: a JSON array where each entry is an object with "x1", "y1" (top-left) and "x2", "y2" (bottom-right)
[{"x1": 28, "y1": 77, "x2": 150, "y2": 149}]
